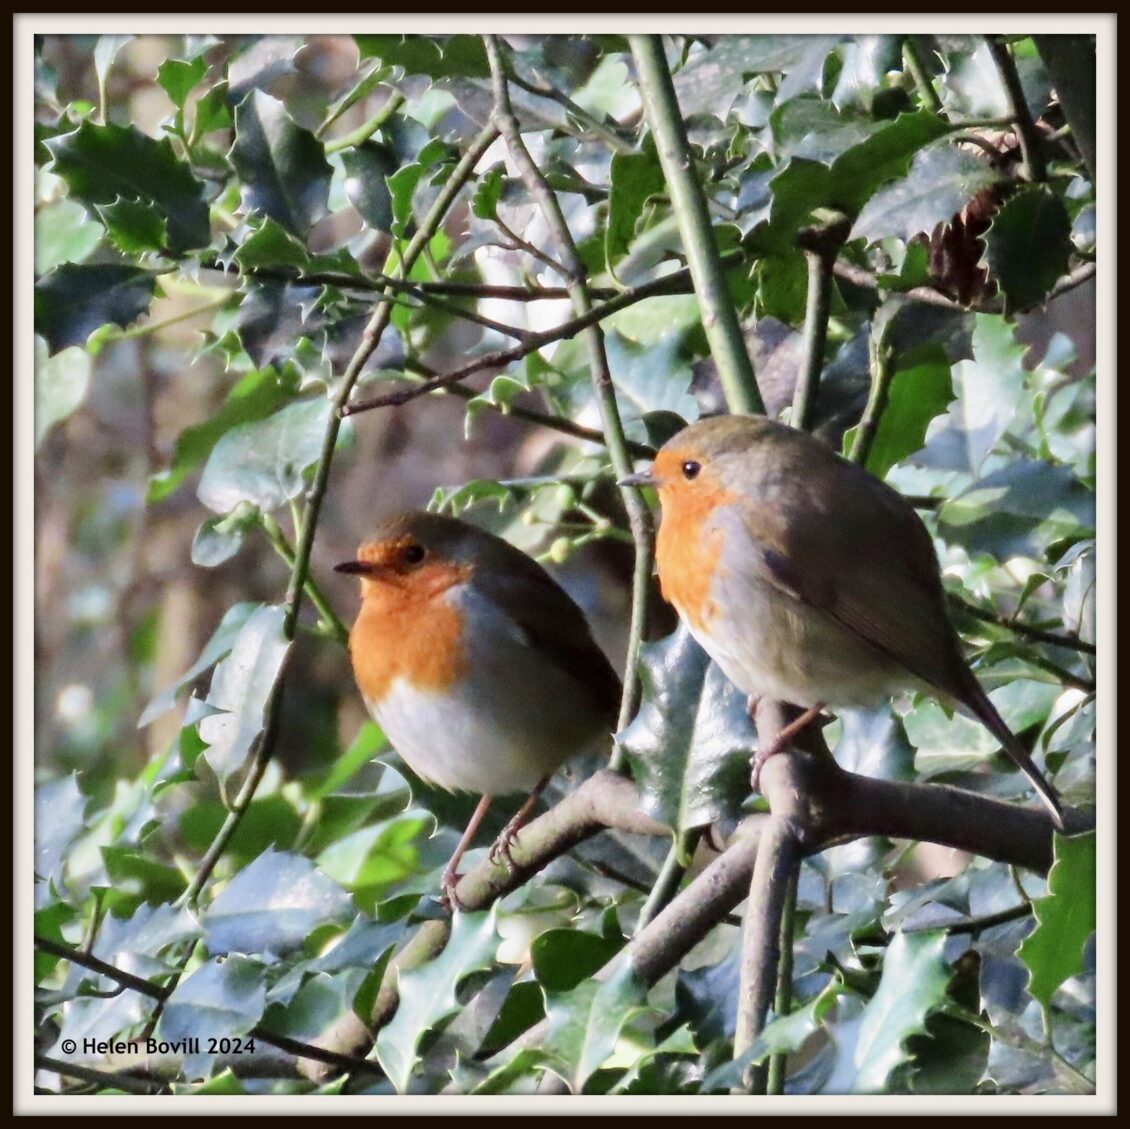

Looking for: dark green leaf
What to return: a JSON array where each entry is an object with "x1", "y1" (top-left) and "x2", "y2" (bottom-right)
[
  {"x1": 618, "y1": 624, "x2": 755, "y2": 837},
  {"x1": 938, "y1": 460, "x2": 1095, "y2": 561},
  {"x1": 34, "y1": 263, "x2": 156, "y2": 353},
  {"x1": 232, "y1": 217, "x2": 362, "y2": 278},
  {"x1": 341, "y1": 141, "x2": 397, "y2": 231},
  {"x1": 101, "y1": 846, "x2": 187, "y2": 908},
  {"x1": 94, "y1": 197, "x2": 168, "y2": 253},
  {"x1": 230, "y1": 90, "x2": 332, "y2": 237},
  {"x1": 984, "y1": 186, "x2": 1073, "y2": 315},
  {"x1": 47, "y1": 120, "x2": 209, "y2": 252},
  {"x1": 202, "y1": 847, "x2": 353, "y2": 956},
  {"x1": 355, "y1": 34, "x2": 490, "y2": 79},
  {"x1": 825, "y1": 931, "x2": 952, "y2": 1093},
  {"x1": 197, "y1": 397, "x2": 332, "y2": 515},
  {"x1": 470, "y1": 164, "x2": 505, "y2": 222},
  {"x1": 851, "y1": 144, "x2": 1005, "y2": 246},
  {"x1": 531, "y1": 929, "x2": 623, "y2": 993},
  {"x1": 606, "y1": 142, "x2": 665, "y2": 266},
  {"x1": 541, "y1": 962, "x2": 652, "y2": 1091},
  {"x1": 844, "y1": 342, "x2": 954, "y2": 477}
]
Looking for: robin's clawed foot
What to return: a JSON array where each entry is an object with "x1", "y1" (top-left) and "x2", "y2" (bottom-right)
[
  {"x1": 440, "y1": 868, "x2": 467, "y2": 913},
  {"x1": 487, "y1": 825, "x2": 522, "y2": 875}
]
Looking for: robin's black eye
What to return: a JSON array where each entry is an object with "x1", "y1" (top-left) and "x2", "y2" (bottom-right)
[
  {"x1": 681, "y1": 460, "x2": 701, "y2": 480},
  {"x1": 402, "y1": 543, "x2": 426, "y2": 565}
]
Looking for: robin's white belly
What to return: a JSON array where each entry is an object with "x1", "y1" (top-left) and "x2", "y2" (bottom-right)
[{"x1": 364, "y1": 588, "x2": 611, "y2": 795}]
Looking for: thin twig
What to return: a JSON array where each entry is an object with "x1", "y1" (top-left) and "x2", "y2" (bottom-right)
[
  {"x1": 848, "y1": 330, "x2": 895, "y2": 467},
  {"x1": 832, "y1": 259, "x2": 1096, "y2": 313},
  {"x1": 987, "y1": 36, "x2": 1047, "y2": 183},
  {"x1": 634, "y1": 829, "x2": 701, "y2": 935},
  {"x1": 35, "y1": 1054, "x2": 168, "y2": 1095},
  {"x1": 403, "y1": 359, "x2": 657, "y2": 459},
  {"x1": 949, "y1": 594, "x2": 1097, "y2": 655},
  {"x1": 341, "y1": 250, "x2": 749, "y2": 416},
  {"x1": 323, "y1": 89, "x2": 405, "y2": 154}
]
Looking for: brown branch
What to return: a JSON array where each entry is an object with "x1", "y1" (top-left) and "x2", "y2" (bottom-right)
[{"x1": 833, "y1": 259, "x2": 1097, "y2": 314}]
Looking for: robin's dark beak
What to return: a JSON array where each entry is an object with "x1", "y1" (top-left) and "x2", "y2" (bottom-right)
[
  {"x1": 617, "y1": 469, "x2": 656, "y2": 488},
  {"x1": 334, "y1": 560, "x2": 374, "y2": 575}
]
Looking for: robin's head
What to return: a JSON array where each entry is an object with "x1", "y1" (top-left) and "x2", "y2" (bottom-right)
[
  {"x1": 619, "y1": 415, "x2": 781, "y2": 507},
  {"x1": 335, "y1": 512, "x2": 481, "y2": 606}
]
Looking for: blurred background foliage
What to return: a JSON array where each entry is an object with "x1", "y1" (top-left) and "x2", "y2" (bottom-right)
[{"x1": 33, "y1": 31, "x2": 1096, "y2": 1097}]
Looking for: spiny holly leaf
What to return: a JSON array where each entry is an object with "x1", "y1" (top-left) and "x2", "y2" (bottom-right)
[
  {"x1": 617, "y1": 623, "x2": 754, "y2": 839},
  {"x1": 157, "y1": 955, "x2": 267, "y2": 1078},
  {"x1": 156, "y1": 55, "x2": 207, "y2": 112},
  {"x1": 531, "y1": 929, "x2": 624, "y2": 993},
  {"x1": 197, "y1": 396, "x2": 333, "y2": 515},
  {"x1": 675, "y1": 35, "x2": 841, "y2": 118},
  {"x1": 355, "y1": 34, "x2": 490, "y2": 79},
  {"x1": 230, "y1": 90, "x2": 332, "y2": 238},
  {"x1": 828, "y1": 109, "x2": 952, "y2": 216},
  {"x1": 851, "y1": 144, "x2": 1005, "y2": 246},
  {"x1": 541, "y1": 962, "x2": 652, "y2": 1091},
  {"x1": 34, "y1": 774, "x2": 85, "y2": 903},
  {"x1": 202, "y1": 847, "x2": 353, "y2": 956},
  {"x1": 196, "y1": 604, "x2": 290, "y2": 787},
  {"x1": 748, "y1": 979, "x2": 846, "y2": 1063},
  {"x1": 983, "y1": 185, "x2": 1073, "y2": 315},
  {"x1": 46, "y1": 120, "x2": 209, "y2": 252},
  {"x1": 825, "y1": 930, "x2": 952, "y2": 1093},
  {"x1": 94, "y1": 197, "x2": 168, "y2": 254},
  {"x1": 375, "y1": 906, "x2": 501, "y2": 1092},
  {"x1": 34, "y1": 263, "x2": 156, "y2": 353},
  {"x1": 841, "y1": 342, "x2": 954, "y2": 478},
  {"x1": 232, "y1": 216, "x2": 362, "y2": 278},
  {"x1": 1018, "y1": 831, "x2": 1096, "y2": 1011}
]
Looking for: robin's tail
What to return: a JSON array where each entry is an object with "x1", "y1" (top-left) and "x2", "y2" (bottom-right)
[{"x1": 960, "y1": 673, "x2": 1067, "y2": 830}]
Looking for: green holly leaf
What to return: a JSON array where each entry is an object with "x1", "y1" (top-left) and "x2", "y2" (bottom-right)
[
  {"x1": 1018, "y1": 831, "x2": 1096, "y2": 1011},
  {"x1": 34, "y1": 263, "x2": 156, "y2": 353},
  {"x1": 47, "y1": 120, "x2": 209, "y2": 252},
  {"x1": 984, "y1": 186, "x2": 1073, "y2": 315}
]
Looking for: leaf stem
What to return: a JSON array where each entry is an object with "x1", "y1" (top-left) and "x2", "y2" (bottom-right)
[{"x1": 323, "y1": 89, "x2": 405, "y2": 154}]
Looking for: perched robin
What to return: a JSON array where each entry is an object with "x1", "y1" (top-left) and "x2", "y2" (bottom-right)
[
  {"x1": 620, "y1": 414, "x2": 1066, "y2": 828},
  {"x1": 335, "y1": 511, "x2": 622, "y2": 907}
]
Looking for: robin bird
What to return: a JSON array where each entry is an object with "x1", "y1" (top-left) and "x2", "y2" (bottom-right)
[
  {"x1": 619, "y1": 414, "x2": 1066, "y2": 829},
  {"x1": 335, "y1": 511, "x2": 622, "y2": 908}
]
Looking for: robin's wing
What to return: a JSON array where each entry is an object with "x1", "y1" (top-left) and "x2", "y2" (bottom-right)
[
  {"x1": 739, "y1": 461, "x2": 968, "y2": 697},
  {"x1": 471, "y1": 548, "x2": 623, "y2": 725}
]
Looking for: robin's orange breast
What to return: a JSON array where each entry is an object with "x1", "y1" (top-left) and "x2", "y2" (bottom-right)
[
  {"x1": 655, "y1": 474, "x2": 736, "y2": 632},
  {"x1": 348, "y1": 558, "x2": 472, "y2": 706}
]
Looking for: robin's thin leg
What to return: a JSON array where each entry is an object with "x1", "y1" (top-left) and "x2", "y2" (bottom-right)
[
  {"x1": 488, "y1": 776, "x2": 550, "y2": 875},
  {"x1": 751, "y1": 704, "x2": 825, "y2": 793},
  {"x1": 441, "y1": 793, "x2": 494, "y2": 912}
]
